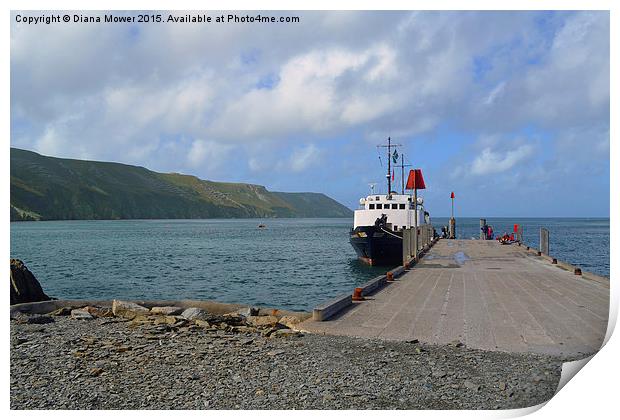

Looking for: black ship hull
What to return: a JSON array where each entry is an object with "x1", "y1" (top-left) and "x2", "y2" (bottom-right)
[{"x1": 349, "y1": 225, "x2": 403, "y2": 266}]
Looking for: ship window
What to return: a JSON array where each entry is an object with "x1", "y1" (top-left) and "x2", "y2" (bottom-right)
[
  {"x1": 375, "y1": 196, "x2": 380, "y2": 201},
  {"x1": 369, "y1": 204, "x2": 375, "y2": 209},
  {"x1": 399, "y1": 204, "x2": 406, "y2": 209},
  {"x1": 392, "y1": 204, "x2": 398, "y2": 209},
  {"x1": 376, "y1": 204, "x2": 382, "y2": 209}
]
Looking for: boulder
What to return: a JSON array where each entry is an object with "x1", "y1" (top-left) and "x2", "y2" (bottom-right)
[
  {"x1": 71, "y1": 309, "x2": 94, "y2": 320},
  {"x1": 181, "y1": 307, "x2": 209, "y2": 321},
  {"x1": 246, "y1": 315, "x2": 279, "y2": 328},
  {"x1": 82, "y1": 306, "x2": 114, "y2": 318},
  {"x1": 129, "y1": 314, "x2": 177, "y2": 326},
  {"x1": 150, "y1": 306, "x2": 183, "y2": 316},
  {"x1": 112, "y1": 300, "x2": 150, "y2": 319},
  {"x1": 278, "y1": 315, "x2": 302, "y2": 330},
  {"x1": 271, "y1": 328, "x2": 302, "y2": 338},
  {"x1": 47, "y1": 307, "x2": 72, "y2": 316},
  {"x1": 238, "y1": 307, "x2": 260, "y2": 317},
  {"x1": 193, "y1": 319, "x2": 211, "y2": 328},
  {"x1": 10, "y1": 259, "x2": 51, "y2": 305}
]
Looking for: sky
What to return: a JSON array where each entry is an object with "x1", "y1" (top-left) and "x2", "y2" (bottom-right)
[{"x1": 10, "y1": 10, "x2": 610, "y2": 217}]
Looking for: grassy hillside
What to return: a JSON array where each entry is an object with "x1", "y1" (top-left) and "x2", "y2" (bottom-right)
[{"x1": 10, "y1": 148, "x2": 352, "y2": 221}]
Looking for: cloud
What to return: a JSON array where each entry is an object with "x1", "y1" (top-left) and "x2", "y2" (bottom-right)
[
  {"x1": 288, "y1": 144, "x2": 321, "y2": 172},
  {"x1": 208, "y1": 44, "x2": 400, "y2": 139},
  {"x1": 471, "y1": 144, "x2": 535, "y2": 176},
  {"x1": 187, "y1": 139, "x2": 234, "y2": 169}
]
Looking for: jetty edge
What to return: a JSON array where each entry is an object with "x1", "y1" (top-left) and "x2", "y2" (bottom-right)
[{"x1": 313, "y1": 234, "x2": 440, "y2": 322}]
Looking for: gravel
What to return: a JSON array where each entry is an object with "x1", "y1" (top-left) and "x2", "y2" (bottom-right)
[{"x1": 11, "y1": 316, "x2": 565, "y2": 410}]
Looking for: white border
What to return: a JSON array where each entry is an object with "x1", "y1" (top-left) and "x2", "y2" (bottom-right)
[{"x1": 3, "y1": 1, "x2": 616, "y2": 419}]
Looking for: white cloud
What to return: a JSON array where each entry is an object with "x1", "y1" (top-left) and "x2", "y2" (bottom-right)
[
  {"x1": 288, "y1": 144, "x2": 321, "y2": 172},
  {"x1": 471, "y1": 144, "x2": 535, "y2": 176},
  {"x1": 187, "y1": 139, "x2": 234, "y2": 169},
  {"x1": 483, "y1": 82, "x2": 506, "y2": 105},
  {"x1": 208, "y1": 44, "x2": 400, "y2": 139}
]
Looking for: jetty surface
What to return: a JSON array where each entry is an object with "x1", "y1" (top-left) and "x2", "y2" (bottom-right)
[{"x1": 301, "y1": 239, "x2": 609, "y2": 358}]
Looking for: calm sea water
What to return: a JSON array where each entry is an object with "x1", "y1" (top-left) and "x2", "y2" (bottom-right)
[{"x1": 10, "y1": 217, "x2": 609, "y2": 311}]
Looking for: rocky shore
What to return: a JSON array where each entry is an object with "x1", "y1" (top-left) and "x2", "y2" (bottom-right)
[{"x1": 10, "y1": 300, "x2": 565, "y2": 410}]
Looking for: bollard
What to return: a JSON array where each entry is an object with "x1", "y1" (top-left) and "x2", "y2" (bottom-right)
[
  {"x1": 574, "y1": 268, "x2": 582, "y2": 276},
  {"x1": 526, "y1": 246, "x2": 530, "y2": 250},
  {"x1": 352, "y1": 288, "x2": 364, "y2": 301},
  {"x1": 537, "y1": 251, "x2": 542, "y2": 256},
  {"x1": 387, "y1": 272, "x2": 394, "y2": 281},
  {"x1": 552, "y1": 258, "x2": 557, "y2": 264}
]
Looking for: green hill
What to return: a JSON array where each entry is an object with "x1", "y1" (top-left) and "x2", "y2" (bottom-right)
[{"x1": 10, "y1": 148, "x2": 353, "y2": 221}]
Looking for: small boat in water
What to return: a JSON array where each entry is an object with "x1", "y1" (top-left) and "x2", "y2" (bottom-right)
[
  {"x1": 258, "y1": 223, "x2": 266, "y2": 229},
  {"x1": 349, "y1": 137, "x2": 432, "y2": 266}
]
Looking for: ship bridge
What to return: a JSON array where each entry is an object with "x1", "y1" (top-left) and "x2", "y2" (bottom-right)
[{"x1": 354, "y1": 193, "x2": 428, "y2": 231}]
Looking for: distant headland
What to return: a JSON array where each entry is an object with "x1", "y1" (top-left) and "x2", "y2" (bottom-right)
[{"x1": 10, "y1": 148, "x2": 353, "y2": 221}]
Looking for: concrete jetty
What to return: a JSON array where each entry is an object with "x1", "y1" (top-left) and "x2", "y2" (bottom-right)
[{"x1": 301, "y1": 239, "x2": 609, "y2": 358}]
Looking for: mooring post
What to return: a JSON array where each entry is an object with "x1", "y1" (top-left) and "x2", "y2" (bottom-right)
[{"x1": 540, "y1": 228, "x2": 549, "y2": 255}]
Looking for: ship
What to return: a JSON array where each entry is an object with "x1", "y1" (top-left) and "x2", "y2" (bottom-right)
[{"x1": 349, "y1": 137, "x2": 431, "y2": 266}]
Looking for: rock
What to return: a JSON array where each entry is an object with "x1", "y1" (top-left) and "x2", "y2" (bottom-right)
[
  {"x1": 464, "y1": 380, "x2": 480, "y2": 391},
  {"x1": 129, "y1": 314, "x2": 177, "y2": 327},
  {"x1": 12, "y1": 337, "x2": 28, "y2": 346},
  {"x1": 150, "y1": 306, "x2": 183, "y2": 316},
  {"x1": 112, "y1": 300, "x2": 150, "y2": 319},
  {"x1": 278, "y1": 315, "x2": 302, "y2": 330},
  {"x1": 239, "y1": 307, "x2": 260, "y2": 317},
  {"x1": 89, "y1": 367, "x2": 104, "y2": 377},
  {"x1": 246, "y1": 315, "x2": 279, "y2": 328},
  {"x1": 271, "y1": 329, "x2": 302, "y2": 338},
  {"x1": 10, "y1": 259, "x2": 52, "y2": 305},
  {"x1": 498, "y1": 381, "x2": 507, "y2": 391},
  {"x1": 47, "y1": 307, "x2": 73, "y2": 316},
  {"x1": 431, "y1": 370, "x2": 447, "y2": 378},
  {"x1": 71, "y1": 309, "x2": 94, "y2": 320},
  {"x1": 266, "y1": 349, "x2": 285, "y2": 356},
  {"x1": 181, "y1": 307, "x2": 209, "y2": 321},
  {"x1": 154, "y1": 315, "x2": 179, "y2": 325},
  {"x1": 193, "y1": 319, "x2": 211, "y2": 328},
  {"x1": 82, "y1": 306, "x2": 114, "y2": 318},
  {"x1": 18, "y1": 314, "x2": 55, "y2": 324}
]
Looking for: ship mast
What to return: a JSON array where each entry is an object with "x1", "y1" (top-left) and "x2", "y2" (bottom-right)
[
  {"x1": 377, "y1": 137, "x2": 401, "y2": 198},
  {"x1": 396, "y1": 154, "x2": 412, "y2": 195}
]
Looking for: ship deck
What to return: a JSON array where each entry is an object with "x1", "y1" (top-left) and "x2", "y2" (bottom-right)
[{"x1": 300, "y1": 239, "x2": 609, "y2": 358}]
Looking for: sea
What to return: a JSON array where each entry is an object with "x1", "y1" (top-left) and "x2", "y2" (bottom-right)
[{"x1": 10, "y1": 217, "x2": 609, "y2": 312}]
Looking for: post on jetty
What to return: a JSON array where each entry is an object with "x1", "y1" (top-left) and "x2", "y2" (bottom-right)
[
  {"x1": 449, "y1": 191, "x2": 456, "y2": 239},
  {"x1": 540, "y1": 227, "x2": 550, "y2": 255}
]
